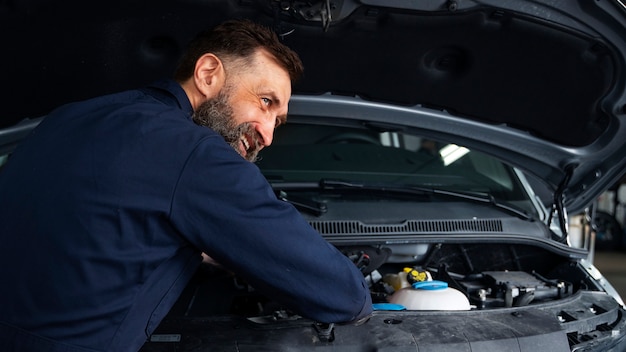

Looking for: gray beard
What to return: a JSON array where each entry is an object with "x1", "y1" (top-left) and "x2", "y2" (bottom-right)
[{"x1": 192, "y1": 90, "x2": 260, "y2": 162}]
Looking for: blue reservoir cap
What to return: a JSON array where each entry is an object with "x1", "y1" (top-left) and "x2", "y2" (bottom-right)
[
  {"x1": 412, "y1": 280, "x2": 448, "y2": 290},
  {"x1": 372, "y1": 303, "x2": 406, "y2": 311}
]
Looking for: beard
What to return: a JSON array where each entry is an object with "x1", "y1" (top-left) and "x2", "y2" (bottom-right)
[{"x1": 192, "y1": 88, "x2": 261, "y2": 162}]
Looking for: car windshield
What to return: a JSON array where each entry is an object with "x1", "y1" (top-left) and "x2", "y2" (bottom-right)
[{"x1": 256, "y1": 120, "x2": 542, "y2": 218}]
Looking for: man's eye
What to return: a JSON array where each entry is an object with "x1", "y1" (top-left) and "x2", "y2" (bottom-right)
[{"x1": 261, "y1": 97, "x2": 271, "y2": 106}]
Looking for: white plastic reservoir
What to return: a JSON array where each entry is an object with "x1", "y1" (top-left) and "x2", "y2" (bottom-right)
[{"x1": 388, "y1": 280, "x2": 471, "y2": 311}]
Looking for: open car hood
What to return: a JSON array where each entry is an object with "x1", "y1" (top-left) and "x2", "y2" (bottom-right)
[{"x1": 2, "y1": 0, "x2": 626, "y2": 212}]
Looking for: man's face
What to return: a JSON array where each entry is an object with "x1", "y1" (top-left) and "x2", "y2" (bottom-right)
[
  {"x1": 193, "y1": 87, "x2": 262, "y2": 162},
  {"x1": 193, "y1": 49, "x2": 292, "y2": 162}
]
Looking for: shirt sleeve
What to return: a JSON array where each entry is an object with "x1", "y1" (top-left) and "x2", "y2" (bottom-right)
[{"x1": 168, "y1": 135, "x2": 372, "y2": 323}]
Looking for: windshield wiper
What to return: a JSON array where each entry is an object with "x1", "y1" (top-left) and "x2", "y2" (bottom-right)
[
  {"x1": 277, "y1": 190, "x2": 327, "y2": 216},
  {"x1": 318, "y1": 179, "x2": 533, "y2": 221}
]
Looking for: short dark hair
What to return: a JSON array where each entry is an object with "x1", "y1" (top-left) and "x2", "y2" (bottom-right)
[{"x1": 174, "y1": 19, "x2": 303, "y2": 83}]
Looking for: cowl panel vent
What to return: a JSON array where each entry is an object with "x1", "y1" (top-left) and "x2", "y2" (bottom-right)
[{"x1": 309, "y1": 219, "x2": 503, "y2": 235}]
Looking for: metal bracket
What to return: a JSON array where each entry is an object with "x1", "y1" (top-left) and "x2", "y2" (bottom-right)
[{"x1": 313, "y1": 322, "x2": 335, "y2": 342}]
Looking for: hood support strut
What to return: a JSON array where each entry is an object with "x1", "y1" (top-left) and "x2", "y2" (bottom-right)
[{"x1": 549, "y1": 164, "x2": 575, "y2": 243}]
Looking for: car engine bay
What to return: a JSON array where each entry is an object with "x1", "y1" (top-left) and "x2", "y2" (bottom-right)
[
  {"x1": 139, "y1": 239, "x2": 626, "y2": 352},
  {"x1": 171, "y1": 242, "x2": 591, "y2": 319},
  {"x1": 347, "y1": 244, "x2": 576, "y2": 311}
]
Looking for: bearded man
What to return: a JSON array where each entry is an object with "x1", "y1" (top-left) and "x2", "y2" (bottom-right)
[{"x1": 0, "y1": 19, "x2": 372, "y2": 352}]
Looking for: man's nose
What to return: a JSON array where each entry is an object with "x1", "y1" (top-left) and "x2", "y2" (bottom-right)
[{"x1": 256, "y1": 120, "x2": 274, "y2": 147}]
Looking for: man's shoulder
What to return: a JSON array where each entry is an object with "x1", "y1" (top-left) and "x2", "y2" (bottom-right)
[{"x1": 48, "y1": 88, "x2": 150, "y2": 117}]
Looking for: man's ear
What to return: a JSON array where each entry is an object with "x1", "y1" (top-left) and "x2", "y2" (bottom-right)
[{"x1": 194, "y1": 53, "x2": 226, "y2": 99}]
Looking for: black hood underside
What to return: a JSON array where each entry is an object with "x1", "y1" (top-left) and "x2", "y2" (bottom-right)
[{"x1": 1, "y1": 0, "x2": 621, "y2": 148}]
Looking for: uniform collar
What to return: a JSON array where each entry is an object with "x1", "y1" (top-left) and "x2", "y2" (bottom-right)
[{"x1": 144, "y1": 79, "x2": 194, "y2": 120}]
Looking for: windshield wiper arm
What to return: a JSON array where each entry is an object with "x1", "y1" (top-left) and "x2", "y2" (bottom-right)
[{"x1": 278, "y1": 190, "x2": 327, "y2": 216}]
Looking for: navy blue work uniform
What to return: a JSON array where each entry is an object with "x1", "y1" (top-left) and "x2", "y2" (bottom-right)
[{"x1": 0, "y1": 80, "x2": 372, "y2": 352}]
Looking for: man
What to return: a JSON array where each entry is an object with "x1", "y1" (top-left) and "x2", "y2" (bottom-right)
[{"x1": 0, "y1": 19, "x2": 372, "y2": 352}]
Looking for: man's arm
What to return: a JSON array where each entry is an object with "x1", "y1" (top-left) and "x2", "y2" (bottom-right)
[{"x1": 170, "y1": 137, "x2": 372, "y2": 323}]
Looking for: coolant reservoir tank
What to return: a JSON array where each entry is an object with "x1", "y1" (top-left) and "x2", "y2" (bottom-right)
[{"x1": 388, "y1": 280, "x2": 471, "y2": 311}]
